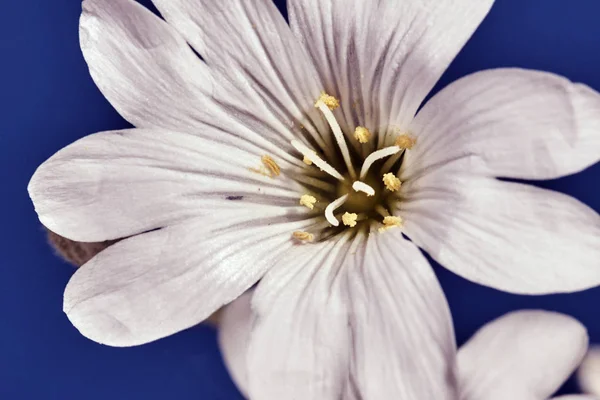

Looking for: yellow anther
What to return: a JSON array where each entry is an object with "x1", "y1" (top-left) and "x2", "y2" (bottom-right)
[
  {"x1": 302, "y1": 150, "x2": 316, "y2": 166},
  {"x1": 299, "y1": 194, "x2": 317, "y2": 210},
  {"x1": 342, "y1": 212, "x2": 358, "y2": 228},
  {"x1": 379, "y1": 216, "x2": 403, "y2": 233},
  {"x1": 293, "y1": 231, "x2": 314, "y2": 242},
  {"x1": 316, "y1": 92, "x2": 340, "y2": 110},
  {"x1": 382, "y1": 173, "x2": 402, "y2": 192},
  {"x1": 354, "y1": 126, "x2": 371, "y2": 144},
  {"x1": 261, "y1": 155, "x2": 280, "y2": 177},
  {"x1": 395, "y1": 134, "x2": 416, "y2": 149}
]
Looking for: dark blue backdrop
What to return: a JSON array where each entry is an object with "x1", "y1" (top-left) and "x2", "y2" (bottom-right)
[{"x1": 2, "y1": 0, "x2": 599, "y2": 398}]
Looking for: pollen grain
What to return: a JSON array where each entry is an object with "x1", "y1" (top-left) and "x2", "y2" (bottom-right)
[
  {"x1": 261, "y1": 155, "x2": 280, "y2": 177},
  {"x1": 316, "y1": 92, "x2": 340, "y2": 110},
  {"x1": 342, "y1": 212, "x2": 358, "y2": 228},
  {"x1": 382, "y1": 173, "x2": 402, "y2": 192},
  {"x1": 293, "y1": 231, "x2": 314, "y2": 242},
  {"x1": 395, "y1": 134, "x2": 416, "y2": 149},
  {"x1": 300, "y1": 194, "x2": 318, "y2": 210},
  {"x1": 354, "y1": 126, "x2": 371, "y2": 144}
]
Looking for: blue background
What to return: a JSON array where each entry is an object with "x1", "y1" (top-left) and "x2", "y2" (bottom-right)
[{"x1": 1, "y1": 0, "x2": 599, "y2": 398}]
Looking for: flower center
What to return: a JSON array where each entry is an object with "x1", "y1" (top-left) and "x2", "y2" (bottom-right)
[{"x1": 288, "y1": 93, "x2": 416, "y2": 242}]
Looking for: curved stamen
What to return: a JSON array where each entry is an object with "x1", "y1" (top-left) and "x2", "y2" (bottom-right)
[
  {"x1": 359, "y1": 146, "x2": 400, "y2": 180},
  {"x1": 315, "y1": 100, "x2": 357, "y2": 179},
  {"x1": 325, "y1": 194, "x2": 348, "y2": 227},
  {"x1": 291, "y1": 140, "x2": 345, "y2": 181},
  {"x1": 352, "y1": 181, "x2": 375, "y2": 197}
]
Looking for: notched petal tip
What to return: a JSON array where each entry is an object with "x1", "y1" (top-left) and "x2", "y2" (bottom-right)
[{"x1": 63, "y1": 279, "x2": 138, "y2": 347}]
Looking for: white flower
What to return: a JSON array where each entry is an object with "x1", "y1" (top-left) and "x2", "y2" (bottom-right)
[
  {"x1": 577, "y1": 346, "x2": 600, "y2": 397},
  {"x1": 28, "y1": 0, "x2": 600, "y2": 397},
  {"x1": 220, "y1": 296, "x2": 594, "y2": 400}
]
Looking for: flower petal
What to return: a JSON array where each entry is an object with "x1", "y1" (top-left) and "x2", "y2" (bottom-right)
[
  {"x1": 28, "y1": 128, "x2": 306, "y2": 242},
  {"x1": 246, "y1": 235, "x2": 355, "y2": 399},
  {"x1": 150, "y1": 0, "x2": 331, "y2": 151},
  {"x1": 217, "y1": 291, "x2": 253, "y2": 399},
  {"x1": 551, "y1": 396, "x2": 599, "y2": 400},
  {"x1": 404, "y1": 68, "x2": 600, "y2": 180},
  {"x1": 64, "y1": 214, "x2": 315, "y2": 347},
  {"x1": 80, "y1": 0, "x2": 219, "y2": 131},
  {"x1": 458, "y1": 310, "x2": 588, "y2": 400},
  {"x1": 399, "y1": 172, "x2": 600, "y2": 294},
  {"x1": 347, "y1": 231, "x2": 457, "y2": 399},
  {"x1": 288, "y1": 0, "x2": 494, "y2": 138},
  {"x1": 577, "y1": 346, "x2": 600, "y2": 397}
]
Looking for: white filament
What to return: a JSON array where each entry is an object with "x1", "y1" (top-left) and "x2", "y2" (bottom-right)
[
  {"x1": 325, "y1": 194, "x2": 348, "y2": 226},
  {"x1": 374, "y1": 205, "x2": 390, "y2": 218},
  {"x1": 316, "y1": 100, "x2": 357, "y2": 180},
  {"x1": 380, "y1": 149, "x2": 405, "y2": 175},
  {"x1": 352, "y1": 181, "x2": 375, "y2": 197},
  {"x1": 359, "y1": 146, "x2": 400, "y2": 179},
  {"x1": 291, "y1": 140, "x2": 345, "y2": 181}
]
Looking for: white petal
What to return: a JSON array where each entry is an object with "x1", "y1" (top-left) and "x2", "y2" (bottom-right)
[
  {"x1": 552, "y1": 396, "x2": 599, "y2": 400},
  {"x1": 404, "y1": 68, "x2": 600, "y2": 180},
  {"x1": 578, "y1": 346, "x2": 600, "y2": 396},
  {"x1": 28, "y1": 128, "x2": 305, "y2": 242},
  {"x1": 150, "y1": 0, "x2": 331, "y2": 151},
  {"x1": 217, "y1": 290, "x2": 253, "y2": 399},
  {"x1": 458, "y1": 310, "x2": 588, "y2": 400},
  {"x1": 64, "y1": 214, "x2": 315, "y2": 347},
  {"x1": 246, "y1": 236, "x2": 355, "y2": 399},
  {"x1": 347, "y1": 231, "x2": 457, "y2": 399},
  {"x1": 400, "y1": 173, "x2": 600, "y2": 294},
  {"x1": 288, "y1": 0, "x2": 494, "y2": 137},
  {"x1": 80, "y1": 0, "x2": 218, "y2": 131}
]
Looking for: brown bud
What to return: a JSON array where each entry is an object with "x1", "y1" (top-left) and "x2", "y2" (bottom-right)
[{"x1": 46, "y1": 229, "x2": 119, "y2": 267}]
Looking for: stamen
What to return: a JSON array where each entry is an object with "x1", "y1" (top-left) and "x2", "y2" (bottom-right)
[
  {"x1": 315, "y1": 92, "x2": 340, "y2": 110},
  {"x1": 261, "y1": 155, "x2": 280, "y2": 177},
  {"x1": 291, "y1": 140, "x2": 345, "y2": 181},
  {"x1": 354, "y1": 126, "x2": 371, "y2": 144},
  {"x1": 359, "y1": 146, "x2": 400, "y2": 179},
  {"x1": 395, "y1": 134, "x2": 416, "y2": 149},
  {"x1": 352, "y1": 181, "x2": 375, "y2": 197},
  {"x1": 380, "y1": 150, "x2": 404, "y2": 174},
  {"x1": 293, "y1": 231, "x2": 314, "y2": 242},
  {"x1": 342, "y1": 212, "x2": 358, "y2": 228},
  {"x1": 379, "y1": 215, "x2": 403, "y2": 233},
  {"x1": 382, "y1": 173, "x2": 402, "y2": 192},
  {"x1": 303, "y1": 156, "x2": 313, "y2": 165},
  {"x1": 315, "y1": 97, "x2": 357, "y2": 179},
  {"x1": 374, "y1": 205, "x2": 390, "y2": 218},
  {"x1": 325, "y1": 194, "x2": 348, "y2": 227},
  {"x1": 299, "y1": 194, "x2": 317, "y2": 210}
]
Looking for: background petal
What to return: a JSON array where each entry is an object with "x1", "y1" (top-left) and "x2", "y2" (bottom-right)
[
  {"x1": 217, "y1": 290, "x2": 254, "y2": 399},
  {"x1": 458, "y1": 310, "x2": 588, "y2": 400},
  {"x1": 578, "y1": 346, "x2": 600, "y2": 397},
  {"x1": 404, "y1": 68, "x2": 600, "y2": 180}
]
